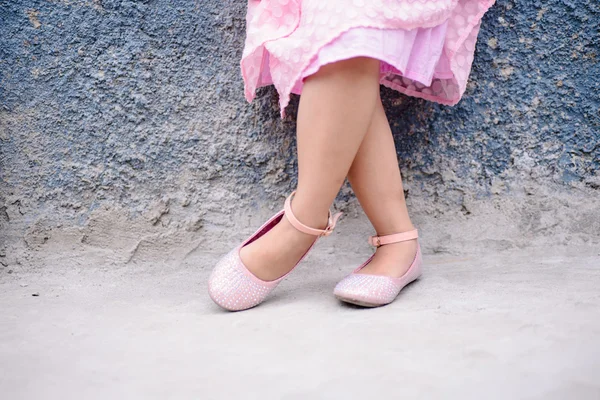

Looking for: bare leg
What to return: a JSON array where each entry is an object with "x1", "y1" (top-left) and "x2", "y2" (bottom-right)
[
  {"x1": 346, "y1": 97, "x2": 418, "y2": 277},
  {"x1": 240, "y1": 57, "x2": 381, "y2": 281}
]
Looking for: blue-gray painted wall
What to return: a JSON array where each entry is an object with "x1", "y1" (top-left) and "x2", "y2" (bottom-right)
[{"x1": 0, "y1": 0, "x2": 599, "y2": 243}]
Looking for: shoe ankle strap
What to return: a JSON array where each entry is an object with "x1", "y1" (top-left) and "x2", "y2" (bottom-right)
[
  {"x1": 368, "y1": 229, "x2": 418, "y2": 247},
  {"x1": 284, "y1": 190, "x2": 343, "y2": 237}
]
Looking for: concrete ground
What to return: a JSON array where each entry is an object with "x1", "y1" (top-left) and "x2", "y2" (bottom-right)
[{"x1": 1, "y1": 244, "x2": 599, "y2": 400}]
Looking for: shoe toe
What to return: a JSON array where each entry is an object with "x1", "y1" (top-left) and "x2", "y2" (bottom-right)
[
  {"x1": 334, "y1": 274, "x2": 399, "y2": 307},
  {"x1": 208, "y1": 249, "x2": 275, "y2": 311}
]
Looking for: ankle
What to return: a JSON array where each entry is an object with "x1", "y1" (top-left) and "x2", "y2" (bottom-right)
[
  {"x1": 374, "y1": 223, "x2": 416, "y2": 237},
  {"x1": 286, "y1": 196, "x2": 330, "y2": 230},
  {"x1": 281, "y1": 214, "x2": 327, "y2": 239},
  {"x1": 291, "y1": 210, "x2": 329, "y2": 230},
  {"x1": 376, "y1": 240, "x2": 418, "y2": 260}
]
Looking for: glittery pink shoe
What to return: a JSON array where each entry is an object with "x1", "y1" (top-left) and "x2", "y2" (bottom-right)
[
  {"x1": 334, "y1": 229, "x2": 422, "y2": 307},
  {"x1": 208, "y1": 190, "x2": 342, "y2": 311}
]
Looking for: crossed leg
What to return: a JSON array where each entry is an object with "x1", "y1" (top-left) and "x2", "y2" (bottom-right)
[{"x1": 240, "y1": 56, "x2": 381, "y2": 281}]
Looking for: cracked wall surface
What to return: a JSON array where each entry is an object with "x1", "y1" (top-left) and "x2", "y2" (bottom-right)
[{"x1": 0, "y1": 0, "x2": 599, "y2": 268}]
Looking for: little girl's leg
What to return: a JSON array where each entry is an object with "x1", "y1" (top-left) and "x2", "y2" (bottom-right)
[
  {"x1": 240, "y1": 56, "x2": 381, "y2": 281},
  {"x1": 346, "y1": 97, "x2": 418, "y2": 277}
]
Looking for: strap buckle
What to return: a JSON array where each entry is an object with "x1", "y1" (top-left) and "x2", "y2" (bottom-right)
[
  {"x1": 320, "y1": 210, "x2": 342, "y2": 237},
  {"x1": 368, "y1": 235, "x2": 382, "y2": 247}
]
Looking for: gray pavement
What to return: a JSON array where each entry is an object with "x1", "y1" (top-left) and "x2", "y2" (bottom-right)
[{"x1": 1, "y1": 246, "x2": 599, "y2": 399}]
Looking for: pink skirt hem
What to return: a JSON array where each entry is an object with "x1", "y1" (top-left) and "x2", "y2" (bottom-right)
[
  {"x1": 293, "y1": 22, "x2": 451, "y2": 96},
  {"x1": 241, "y1": 0, "x2": 496, "y2": 118}
]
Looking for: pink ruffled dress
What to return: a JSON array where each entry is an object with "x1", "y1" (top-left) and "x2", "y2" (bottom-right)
[{"x1": 241, "y1": 0, "x2": 496, "y2": 117}]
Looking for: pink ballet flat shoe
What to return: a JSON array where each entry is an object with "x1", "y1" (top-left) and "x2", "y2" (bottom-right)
[
  {"x1": 208, "y1": 190, "x2": 342, "y2": 311},
  {"x1": 334, "y1": 229, "x2": 422, "y2": 307}
]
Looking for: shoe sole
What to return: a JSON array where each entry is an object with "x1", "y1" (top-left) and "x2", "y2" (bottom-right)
[
  {"x1": 334, "y1": 277, "x2": 421, "y2": 308},
  {"x1": 335, "y1": 295, "x2": 387, "y2": 308}
]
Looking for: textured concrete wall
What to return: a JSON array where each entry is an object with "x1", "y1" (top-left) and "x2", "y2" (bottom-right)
[{"x1": 1, "y1": 0, "x2": 599, "y2": 268}]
